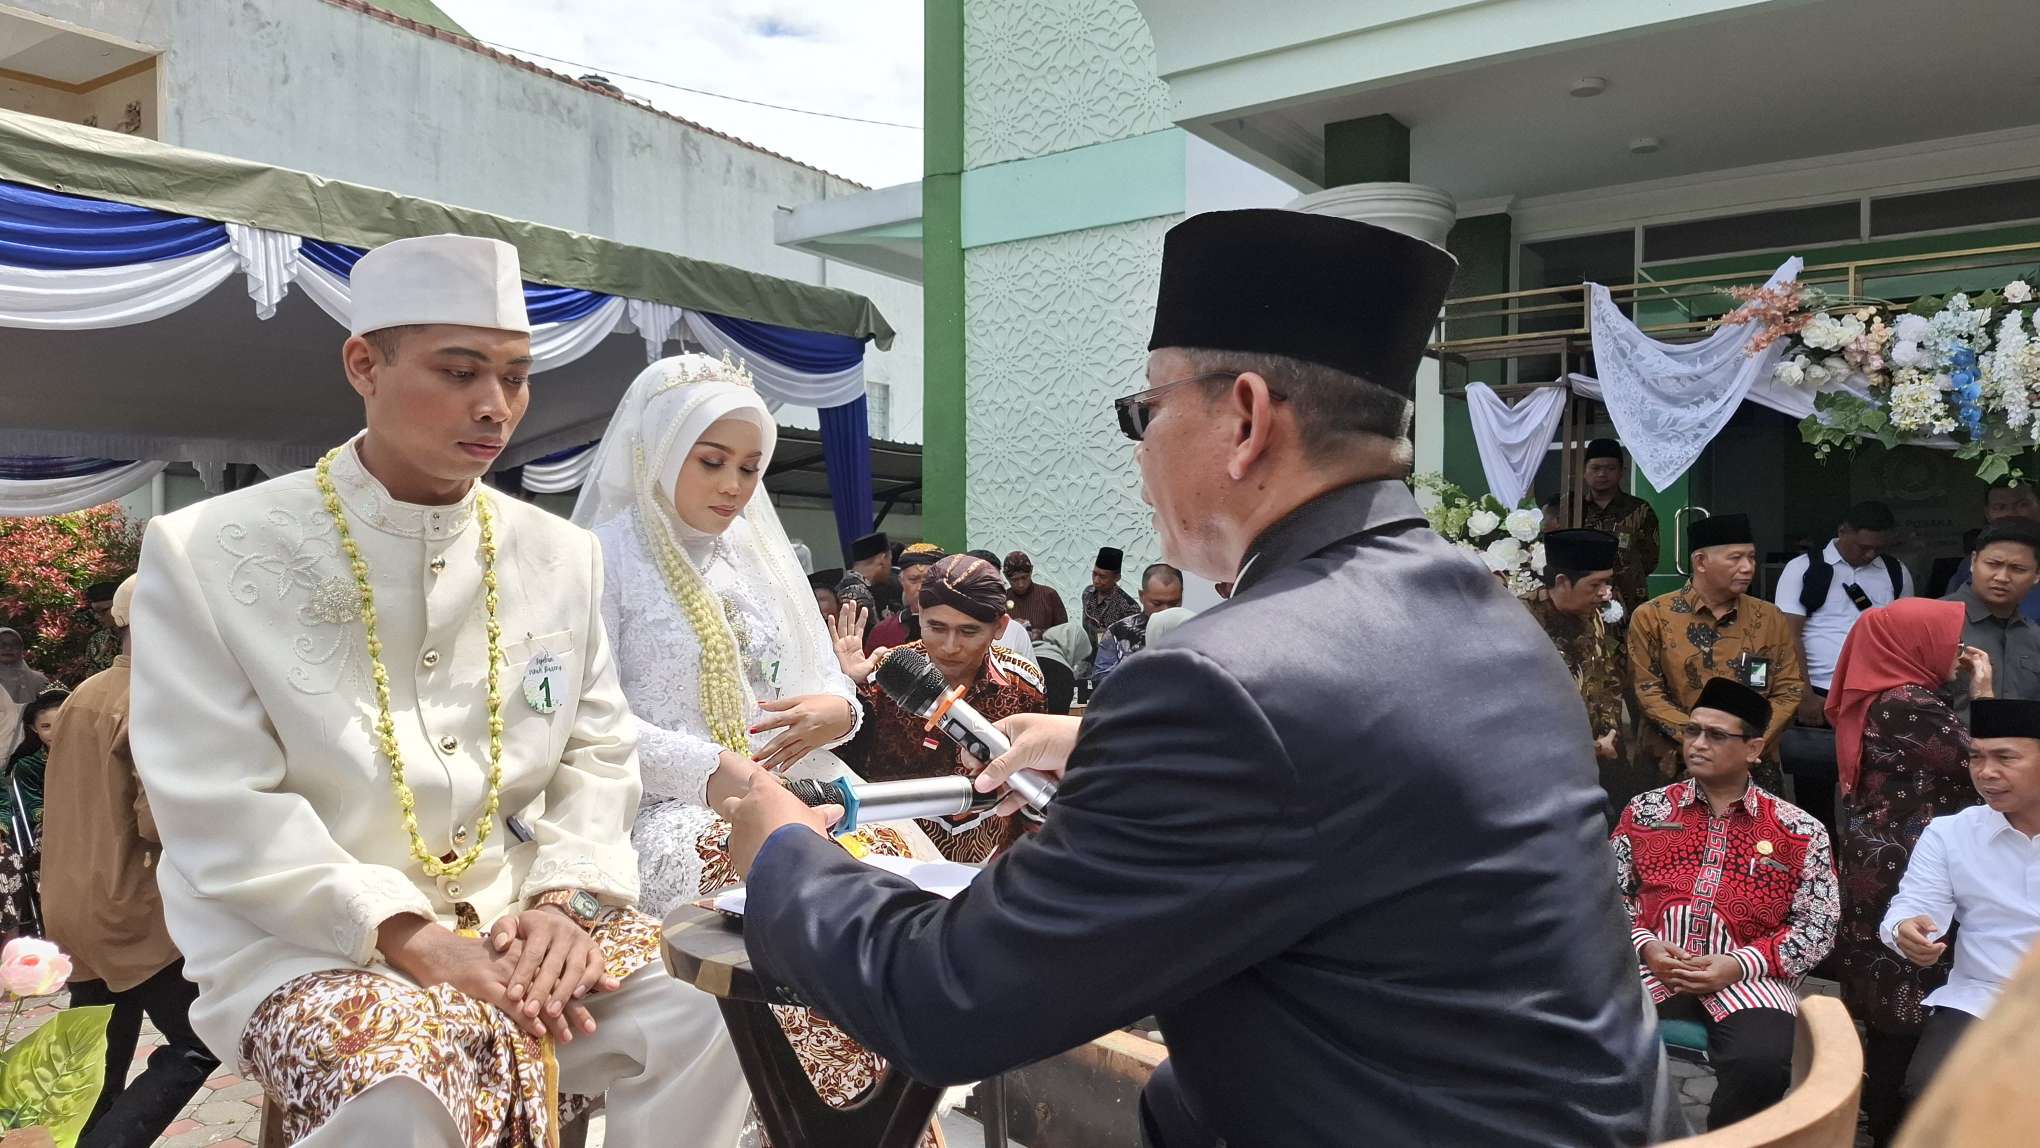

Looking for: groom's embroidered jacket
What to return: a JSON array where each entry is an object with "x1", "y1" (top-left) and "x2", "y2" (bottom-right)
[{"x1": 130, "y1": 438, "x2": 641, "y2": 1059}]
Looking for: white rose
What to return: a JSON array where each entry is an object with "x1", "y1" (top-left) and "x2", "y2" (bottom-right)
[
  {"x1": 1890, "y1": 340, "x2": 1927, "y2": 369},
  {"x1": 1483, "y1": 537, "x2": 1525, "y2": 573},
  {"x1": 1823, "y1": 355, "x2": 1852, "y2": 383},
  {"x1": 1803, "y1": 360, "x2": 1832, "y2": 388},
  {"x1": 2006, "y1": 280, "x2": 2034, "y2": 305},
  {"x1": 1895, "y1": 314, "x2": 1930, "y2": 343},
  {"x1": 1466, "y1": 509, "x2": 1501, "y2": 538},
  {"x1": 1530, "y1": 542, "x2": 1547, "y2": 574},
  {"x1": 1505, "y1": 508, "x2": 1543, "y2": 542},
  {"x1": 1801, "y1": 314, "x2": 1846, "y2": 351},
  {"x1": 1772, "y1": 357, "x2": 1806, "y2": 388},
  {"x1": 1600, "y1": 598, "x2": 1626, "y2": 626}
]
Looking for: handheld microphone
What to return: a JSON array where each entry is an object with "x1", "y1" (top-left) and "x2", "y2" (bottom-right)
[{"x1": 774, "y1": 649, "x2": 1063, "y2": 834}]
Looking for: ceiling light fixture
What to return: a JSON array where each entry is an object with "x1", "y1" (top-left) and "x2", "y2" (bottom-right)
[
  {"x1": 1629, "y1": 136, "x2": 1662, "y2": 155},
  {"x1": 1570, "y1": 76, "x2": 1608, "y2": 98}
]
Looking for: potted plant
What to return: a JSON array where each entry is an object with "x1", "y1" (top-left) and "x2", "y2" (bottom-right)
[{"x1": 0, "y1": 939, "x2": 109, "y2": 1146}]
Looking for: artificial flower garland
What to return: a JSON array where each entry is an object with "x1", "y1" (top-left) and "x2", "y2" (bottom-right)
[{"x1": 316, "y1": 446, "x2": 506, "y2": 879}]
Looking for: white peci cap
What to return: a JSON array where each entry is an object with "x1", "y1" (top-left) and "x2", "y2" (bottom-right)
[
  {"x1": 348, "y1": 234, "x2": 531, "y2": 337},
  {"x1": 109, "y1": 573, "x2": 139, "y2": 627}
]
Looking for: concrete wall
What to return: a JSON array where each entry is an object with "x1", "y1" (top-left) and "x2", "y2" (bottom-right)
[{"x1": 5, "y1": 0, "x2": 922, "y2": 443}]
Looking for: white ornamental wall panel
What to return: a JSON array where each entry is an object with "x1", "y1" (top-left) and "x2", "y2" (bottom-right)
[
  {"x1": 965, "y1": 216, "x2": 1177, "y2": 601},
  {"x1": 963, "y1": 0, "x2": 1175, "y2": 168}
]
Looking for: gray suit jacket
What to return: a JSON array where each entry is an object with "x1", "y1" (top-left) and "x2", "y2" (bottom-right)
[{"x1": 746, "y1": 481, "x2": 1661, "y2": 1146}]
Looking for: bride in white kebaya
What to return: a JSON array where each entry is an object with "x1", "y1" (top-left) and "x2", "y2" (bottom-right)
[{"x1": 573, "y1": 352, "x2": 941, "y2": 1135}]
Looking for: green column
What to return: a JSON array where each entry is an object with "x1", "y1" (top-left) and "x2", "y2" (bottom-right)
[
  {"x1": 1323, "y1": 115, "x2": 1410, "y2": 185},
  {"x1": 920, "y1": 0, "x2": 967, "y2": 548},
  {"x1": 1440, "y1": 213, "x2": 1511, "y2": 494},
  {"x1": 1641, "y1": 470, "x2": 1692, "y2": 597}
]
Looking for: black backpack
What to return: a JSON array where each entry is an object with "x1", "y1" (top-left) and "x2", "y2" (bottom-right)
[{"x1": 1798, "y1": 552, "x2": 1907, "y2": 616}]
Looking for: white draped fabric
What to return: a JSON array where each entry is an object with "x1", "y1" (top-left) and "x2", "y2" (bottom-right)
[
  {"x1": 1465, "y1": 383, "x2": 1568, "y2": 510},
  {"x1": 0, "y1": 459, "x2": 164, "y2": 516},
  {"x1": 519, "y1": 445, "x2": 597, "y2": 494},
  {"x1": 681, "y1": 310, "x2": 865, "y2": 409},
  {"x1": 1586, "y1": 257, "x2": 1801, "y2": 489}
]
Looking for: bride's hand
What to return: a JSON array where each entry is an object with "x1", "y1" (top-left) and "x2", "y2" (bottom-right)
[
  {"x1": 750, "y1": 694, "x2": 858, "y2": 773},
  {"x1": 829, "y1": 603, "x2": 884, "y2": 681}
]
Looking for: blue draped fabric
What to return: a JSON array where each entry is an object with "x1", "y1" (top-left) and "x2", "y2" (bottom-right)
[
  {"x1": 300, "y1": 239, "x2": 610, "y2": 324},
  {"x1": 703, "y1": 311, "x2": 872, "y2": 557},
  {"x1": 0, "y1": 455, "x2": 128, "y2": 480},
  {"x1": 699, "y1": 311, "x2": 863, "y2": 373},
  {"x1": 0, "y1": 180, "x2": 228, "y2": 270},
  {"x1": 818, "y1": 398, "x2": 874, "y2": 561}
]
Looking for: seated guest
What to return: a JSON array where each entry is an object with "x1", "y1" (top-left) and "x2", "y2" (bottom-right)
[
  {"x1": 809, "y1": 568, "x2": 844, "y2": 624},
  {"x1": 1630, "y1": 512, "x2": 1805, "y2": 794},
  {"x1": 1881, "y1": 696, "x2": 2040, "y2": 1117},
  {"x1": 831, "y1": 554, "x2": 1045, "y2": 861},
  {"x1": 1825, "y1": 598, "x2": 1984, "y2": 1146},
  {"x1": 1528, "y1": 529, "x2": 1653, "y2": 815},
  {"x1": 1082, "y1": 546, "x2": 1140, "y2": 638},
  {"x1": 1612, "y1": 676, "x2": 1839, "y2": 1131},
  {"x1": 967, "y1": 549, "x2": 1042, "y2": 669},
  {"x1": 866, "y1": 541, "x2": 947, "y2": 652},
  {"x1": 1093, "y1": 563, "x2": 1184, "y2": 680},
  {"x1": 1003, "y1": 551, "x2": 1069, "y2": 641},
  {"x1": 1943, "y1": 519, "x2": 2040, "y2": 722},
  {"x1": 834, "y1": 572, "x2": 879, "y2": 646},
  {"x1": 0, "y1": 628, "x2": 50, "y2": 705},
  {"x1": 1038, "y1": 620, "x2": 1097, "y2": 705},
  {"x1": 3, "y1": 689, "x2": 66, "y2": 853}
]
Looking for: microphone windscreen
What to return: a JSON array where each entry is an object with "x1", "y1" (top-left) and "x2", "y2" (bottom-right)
[{"x1": 873, "y1": 647, "x2": 949, "y2": 714}]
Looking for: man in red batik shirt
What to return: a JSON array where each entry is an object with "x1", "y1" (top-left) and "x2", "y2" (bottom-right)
[{"x1": 1611, "y1": 676, "x2": 1839, "y2": 1132}]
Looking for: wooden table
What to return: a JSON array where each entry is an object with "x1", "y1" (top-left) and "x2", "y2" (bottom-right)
[{"x1": 663, "y1": 903, "x2": 944, "y2": 1148}]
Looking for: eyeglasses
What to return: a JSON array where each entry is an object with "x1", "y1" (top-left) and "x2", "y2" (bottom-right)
[
  {"x1": 1113, "y1": 370, "x2": 1287, "y2": 442},
  {"x1": 1681, "y1": 723, "x2": 1754, "y2": 745}
]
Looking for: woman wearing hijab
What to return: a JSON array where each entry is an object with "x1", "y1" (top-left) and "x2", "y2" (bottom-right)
[
  {"x1": 1825, "y1": 598, "x2": 1986, "y2": 1145},
  {"x1": 574, "y1": 353, "x2": 941, "y2": 1141}
]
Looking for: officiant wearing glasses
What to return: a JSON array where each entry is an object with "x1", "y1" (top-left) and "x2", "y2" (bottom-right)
[{"x1": 717, "y1": 209, "x2": 1673, "y2": 1147}]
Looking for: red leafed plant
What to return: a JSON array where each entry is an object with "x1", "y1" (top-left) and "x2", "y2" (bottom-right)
[{"x1": 0, "y1": 505, "x2": 142, "y2": 688}]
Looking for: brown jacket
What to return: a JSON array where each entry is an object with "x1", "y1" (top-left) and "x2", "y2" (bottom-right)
[
  {"x1": 41, "y1": 657, "x2": 179, "y2": 990},
  {"x1": 1628, "y1": 586, "x2": 1805, "y2": 792}
]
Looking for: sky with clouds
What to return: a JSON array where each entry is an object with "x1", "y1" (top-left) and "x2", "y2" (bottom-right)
[{"x1": 437, "y1": 0, "x2": 923, "y2": 188}]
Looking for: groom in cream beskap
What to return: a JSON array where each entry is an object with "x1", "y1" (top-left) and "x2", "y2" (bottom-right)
[{"x1": 130, "y1": 236, "x2": 750, "y2": 1147}]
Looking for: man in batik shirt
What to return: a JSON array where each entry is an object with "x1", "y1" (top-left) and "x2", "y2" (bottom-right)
[
  {"x1": 1630, "y1": 513, "x2": 1804, "y2": 794},
  {"x1": 1566, "y1": 439, "x2": 1661, "y2": 617},
  {"x1": 1527, "y1": 530, "x2": 1651, "y2": 816},
  {"x1": 1611, "y1": 676, "x2": 1837, "y2": 1132},
  {"x1": 836, "y1": 554, "x2": 1045, "y2": 862},
  {"x1": 1082, "y1": 546, "x2": 1141, "y2": 638}
]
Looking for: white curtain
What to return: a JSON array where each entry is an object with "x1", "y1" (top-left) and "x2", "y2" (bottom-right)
[
  {"x1": 519, "y1": 445, "x2": 598, "y2": 494},
  {"x1": 681, "y1": 310, "x2": 865, "y2": 409},
  {"x1": 0, "y1": 460, "x2": 164, "y2": 516},
  {"x1": 1465, "y1": 383, "x2": 1568, "y2": 510},
  {"x1": 0, "y1": 226, "x2": 308, "y2": 330},
  {"x1": 625, "y1": 299, "x2": 685, "y2": 363},
  {"x1": 1587, "y1": 257, "x2": 1800, "y2": 490}
]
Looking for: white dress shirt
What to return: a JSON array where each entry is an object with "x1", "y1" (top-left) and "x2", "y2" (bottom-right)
[
  {"x1": 131, "y1": 437, "x2": 641, "y2": 1057},
  {"x1": 1775, "y1": 541, "x2": 1913, "y2": 690},
  {"x1": 1880, "y1": 804, "x2": 2040, "y2": 1019}
]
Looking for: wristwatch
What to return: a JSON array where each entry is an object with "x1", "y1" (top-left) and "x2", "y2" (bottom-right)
[{"x1": 532, "y1": 888, "x2": 604, "y2": 930}]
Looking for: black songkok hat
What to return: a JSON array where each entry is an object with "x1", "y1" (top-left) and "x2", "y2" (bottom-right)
[
  {"x1": 1585, "y1": 438, "x2": 1625, "y2": 463},
  {"x1": 809, "y1": 569, "x2": 845, "y2": 592},
  {"x1": 1146, "y1": 209, "x2": 1458, "y2": 394},
  {"x1": 1695, "y1": 677, "x2": 1772, "y2": 733},
  {"x1": 1969, "y1": 698, "x2": 2040, "y2": 740},
  {"x1": 1095, "y1": 547, "x2": 1124, "y2": 574},
  {"x1": 898, "y1": 542, "x2": 947, "y2": 569},
  {"x1": 85, "y1": 580, "x2": 124, "y2": 603},
  {"x1": 1544, "y1": 529, "x2": 1620, "y2": 573},
  {"x1": 1689, "y1": 513, "x2": 1753, "y2": 552},
  {"x1": 848, "y1": 532, "x2": 889, "y2": 563}
]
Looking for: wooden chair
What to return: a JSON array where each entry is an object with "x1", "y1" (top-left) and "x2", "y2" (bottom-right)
[
  {"x1": 1664, "y1": 996, "x2": 1861, "y2": 1148},
  {"x1": 1892, "y1": 939, "x2": 2040, "y2": 1148}
]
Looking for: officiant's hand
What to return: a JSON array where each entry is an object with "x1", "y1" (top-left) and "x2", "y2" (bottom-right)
[
  {"x1": 717, "y1": 772, "x2": 843, "y2": 876},
  {"x1": 708, "y1": 750, "x2": 764, "y2": 810},
  {"x1": 973, "y1": 712, "x2": 1081, "y2": 816},
  {"x1": 752, "y1": 694, "x2": 858, "y2": 772},
  {"x1": 829, "y1": 603, "x2": 885, "y2": 681}
]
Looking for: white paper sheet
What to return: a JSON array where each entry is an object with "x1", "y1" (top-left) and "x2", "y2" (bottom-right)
[{"x1": 713, "y1": 854, "x2": 981, "y2": 915}]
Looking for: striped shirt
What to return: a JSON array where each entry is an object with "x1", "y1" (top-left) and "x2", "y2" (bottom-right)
[{"x1": 1611, "y1": 780, "x2": 1840, "y2": 1019}]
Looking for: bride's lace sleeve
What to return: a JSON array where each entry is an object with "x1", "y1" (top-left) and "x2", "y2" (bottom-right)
[
  {"x1": 635, "y1": 721, "x2": 725, "y2": 807},
  {"x1": 798, "y1": 595, "x2": 863, "y2": 751}
]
